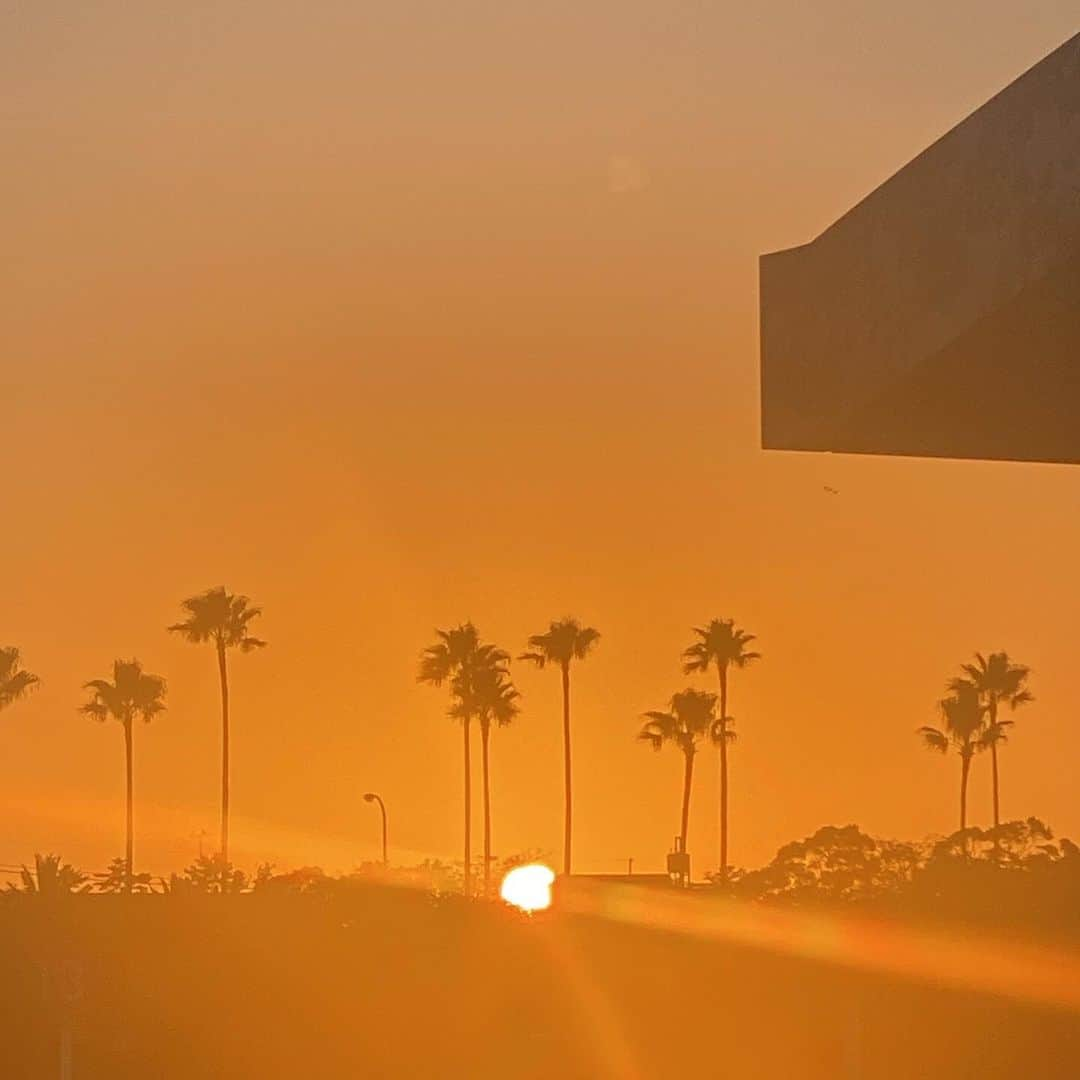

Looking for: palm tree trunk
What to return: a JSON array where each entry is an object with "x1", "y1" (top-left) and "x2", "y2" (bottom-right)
[
  {"x1": 217, "y1": 639, "x2": 230, "y2": 865},
  {"x1": 124, "y1": 718, "x2": 134, "y2": 894},
  {"x1": 717, "y1": 662, "x2": 729, "y2": 881},
  {"x1": 561, "y1": 662, "x2": 572, "y2": 877},
  {"x1": 680, "y1": 750, "x2": 695, "y2": 854},
  {"x1": 463, "y1": 716, "x2": 472, "y2": 897},
  {"x1": 481, "y1": 720, "x2": 492, "y2": 897},
  {"x1": 960, "y1": 751, "x2": 971, "y2": 836},
  {"x1": 990, "y1": 741, "x2": 1001, "y2": 829}
]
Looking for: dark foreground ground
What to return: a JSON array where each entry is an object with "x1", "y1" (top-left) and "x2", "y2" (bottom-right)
[{"x1": 3, "y1": 882, "x2": 1078, "y2": 1078}]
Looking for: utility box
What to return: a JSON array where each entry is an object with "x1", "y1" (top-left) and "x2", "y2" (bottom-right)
[{"x1": 667, "y1": 837, "x2": 690, "y2": 886}]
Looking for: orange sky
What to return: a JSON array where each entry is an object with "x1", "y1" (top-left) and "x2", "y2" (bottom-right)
[{"x1": 3, "y1": 3, "x2": 1079, "y2": 878}]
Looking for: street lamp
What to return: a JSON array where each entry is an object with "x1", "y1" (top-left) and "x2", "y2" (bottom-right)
[{"x1": 363, "y1": 792, "x2": 388, "y2": 868}]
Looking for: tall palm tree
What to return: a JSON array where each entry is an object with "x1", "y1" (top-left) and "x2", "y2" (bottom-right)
[
  {"x1": 638, "y1": 688, "x2": 720, "y2": 858},
  {"x1": 918, "y1": 684, "x2": 986, "y2": 837},
  {"x1": 949, "y1": 652, "x2": 1032, "y2": 827},
  {"x1": 169, "y1": 587, "x2": 266, "y2": 863},
  {"x1": 681, "y1": 619, "x2": 761, "y2": 880},
  {"x1": 520, "y1": 618, "x2": 600, "y2": 876},
  {"x1": 0, "y1": 647, "x2": 38, "y2": 714},
  {"x1": 454, "y1": 656, "x2": 520, "y2": 896},
  {"x1": 81, "y1": 659, "x2": 166, "y2": 892},
  {"x1": 418, "y1": 624, "x2": 507, "y2": 896}
]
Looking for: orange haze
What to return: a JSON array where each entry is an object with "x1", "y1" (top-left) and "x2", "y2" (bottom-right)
[{"x1": 3, "y1": 3, "x2": 1079, "y2": 878}]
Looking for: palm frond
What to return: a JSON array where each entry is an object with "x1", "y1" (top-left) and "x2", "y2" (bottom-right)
[
  {"x1": 0, "y1": 647, "x2": 40, "y2": 711},
  {"x1": 169, "y1": 587, "x2": 266, "y2": 651},
  {"x1": 681, "y1": 642, "x2": 710, "y2": 675},
  {"x1": 521, "y1": 619, "x2": 600, "y2": 667},
  {"x1": 682, "y1": 619, "x2": 761, "y2": 673},
  {"x1": 917, "y1": 726, "x2": 949, "y2": 753},
  {"x1": 81, "y1": 659, "x2": 166, "y2": 725}
]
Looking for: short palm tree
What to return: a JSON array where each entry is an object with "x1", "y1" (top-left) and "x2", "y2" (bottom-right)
[
  {"x1": 91, "y1": 856, "x2": 154, "y2": 895},
  {"x1": 520, "y1": 618, "x2": 600, "y2": 876},
  {"x1": 638, "y1": 688, "x2": 720, "y2": 858},
  {"x1": 948, "y1": 652, "x2": 1032, "y2": 827},
  {"x1": 918, "y1": 684, "x2": 986, "y2": 836},
  {"x1": 7, "y1": 853, "x2": 86, "y2": 897},
  {"x1": 419, "y1": 624, "x2": 508, "y2": 896},
  {"x1": 81, "y1": 659, "x2": 166, "y2": 892},
  {"x1": 0, "y1": 647, "x2": 38, "y2": 714},
  {"x1": 454, "y1": 656, "x2": 520, "y2": 896},
  {"x1": 169, "y1": 587, "x2": 266, "y2": 863},
  {"x1": 681, "y1": 619, "x2": 761, "y2": 880}
]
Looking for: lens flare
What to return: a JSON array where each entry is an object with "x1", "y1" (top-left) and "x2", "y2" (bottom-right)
[{"x1": 500, "y1": 863, "x2": 555, "y2": 912}]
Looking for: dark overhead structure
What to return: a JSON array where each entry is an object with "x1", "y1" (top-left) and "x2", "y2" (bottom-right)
[{"x1": 760, "y1": 32, "x2": 1080, "y2": 465}]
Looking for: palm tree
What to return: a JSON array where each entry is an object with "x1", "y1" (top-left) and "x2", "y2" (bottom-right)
[
  {"x1": 169, "y1": 587, "x2": 266, "y2": 863},
  {"x1": 0, "y1": 647, "x2": 38, "y2": 714},
  {"x1": 520, "y1": 618, "x2": 600, "y2": 876},
  {"x1": 91, "y1": 856, "x2": 154, "y2": 895},
  {"x1": 456, "y1": 657, "x2": 520, "y2": 896},
  {"x1": 918, "y1": 684, "x2": 986, "y2": 837},
  {"x1": 6, "y1": 853, "x2": 86, "y2": 897},
  {"x1": 81, "y1": 659, "x2": 167, "y2": 892},
  {"x1": 418, "y1": 624, "x2": 508, "y2": 896},
  {"x1": 638, "y1": 688, "x2": 720, "y2": 857},
  {"x1": 681, "y1": 619, "x2": 761, "y2": 880},
  {"x1": 948, "y1": 652, "x2": 1033, "y2": 827}
]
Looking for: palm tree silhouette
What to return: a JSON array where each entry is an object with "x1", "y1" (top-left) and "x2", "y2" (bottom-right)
[
  {"x1": 169, "y1": 587, "x2": 266, "y2": 863},
  {"x1": 81, "y1": 659, "x2": 167, "y2": 892},
  {"x1": 948, "y1": 652, "x2": 1032, "y2": 827},
  {"x1": 453, "y1": 656, "x2": 520, "y2": 896},
  {"x1": 681, "y1": 619, "x2": 760, "y2": 880},
  {"x1": 0, "y1": 647, "x2": 38, "y2": 714},
  {"x1": 419, "y1": 624, "x2": 507, "y2": 896},
  {"x1": 7, "y1": 853, "x2": 86, "y2": 897},
  {"x1": 918, "y1": 684, "x2": 986, "y2": 836},
  {"x1": 520, "y1": 618, "x2": 600, "y2": 876},
  {"x1": 638, "y1": 688, "x2": 720, "y2": 857}
]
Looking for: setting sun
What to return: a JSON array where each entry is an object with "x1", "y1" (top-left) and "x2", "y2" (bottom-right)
[{"x1": 500, "y1": 864, "x2": 556, "y2": 913}]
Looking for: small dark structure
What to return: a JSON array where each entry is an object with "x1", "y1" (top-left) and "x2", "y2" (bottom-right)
[{"x1": 667, "y1": 836, "x2": 691, "y2": 887}]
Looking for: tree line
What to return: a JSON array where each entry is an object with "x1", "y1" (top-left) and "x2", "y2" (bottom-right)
[
  {"x1": 0, "y1": 587, "x2": 265, "y2": 893},
  {"x1": 1, "y1": 596, "x2": 1039, "y2": 895},
  {"x1": 917, "y1": 651, "x2": 1033, "y2": 839}
]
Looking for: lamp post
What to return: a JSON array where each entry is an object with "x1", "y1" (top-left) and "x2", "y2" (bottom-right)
[{"x1": 363, "y1": 792, "x2": 388, "y2": 868}]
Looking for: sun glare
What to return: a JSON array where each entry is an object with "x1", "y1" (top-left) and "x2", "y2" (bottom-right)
[{"x1": 500, "y1": 863, "x2": 555, "y2": 913}]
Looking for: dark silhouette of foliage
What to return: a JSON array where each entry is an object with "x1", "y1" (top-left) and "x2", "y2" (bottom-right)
[
  {"x1": 452, "y1": 654, "x2": 520, "y2": 895},
  {"x1": 948, "y1": 652, "x2": 1033, "y2": 827},
  {"x1": 169, "y1": 587, "x2": 266, "y2": 864},
  {"x1": 418, "y1": 623, "x2": 508, "y2": 896},
  {"x1": 0, "y1": 647, "x2": 38, "y2": 713},
  {"x1": 520, "y1": 618, "x2": 600, "y2": 875},
  {"x1": 728, "y1": 825, "x2": 922, "y2": 903},
  {"x1": 81, "y1": 660, "x2": 166, "y2": 893},
  {"x1": 254, "y1": 865, "x2": 329, "y2": 894},
  {"x1": 638, "y1": 688, "x2": 720, "y2": 855},
  {"x1": 90, "y1": 856, "x2": 155, "y2": 895},
  {"x1": 4, "y1": 853, "x2": 86, "y2": 897},
  {"x1": 926, "y1": 816, "x2": 1069, "y2": 867},
  {"x1": 682, "y1": 618, "x2": 760, "y2": 880},
  {"x1": 168, "y1": 853, "x2": 249, "y2": 895},
  {"x1": 918, "y1": 683, "x2": 986, "y2": 836}
]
